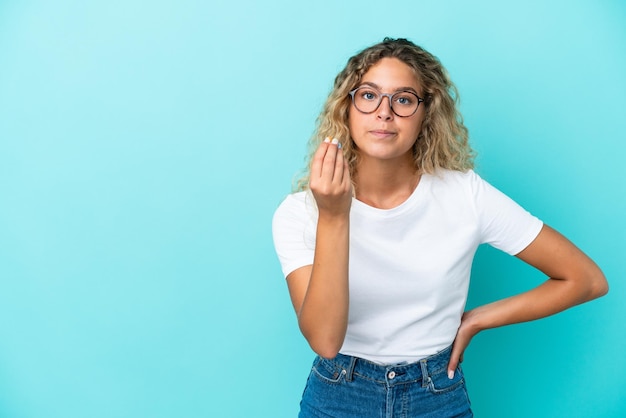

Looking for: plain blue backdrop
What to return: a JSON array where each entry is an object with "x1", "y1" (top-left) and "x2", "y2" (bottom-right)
[{"x1": 0, "y1": 0, "x2": 624, "y2": 417}]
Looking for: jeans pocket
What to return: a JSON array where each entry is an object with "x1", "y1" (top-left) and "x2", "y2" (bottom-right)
[
  {"x1": 310, "y1": 357, "x2": 347, "y2": 385},
  {"x1": 427, "y1": 365, "x2": 465, "y2": 394}
]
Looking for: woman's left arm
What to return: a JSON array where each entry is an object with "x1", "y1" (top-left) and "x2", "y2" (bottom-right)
[{"x1": 447, "y1": 224, "x2": 608, "y2": 378}]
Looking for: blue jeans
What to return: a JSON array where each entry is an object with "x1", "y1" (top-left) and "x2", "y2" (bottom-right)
[{"x1": 299, "y1": 345, "x2": 472, "y2": 418}]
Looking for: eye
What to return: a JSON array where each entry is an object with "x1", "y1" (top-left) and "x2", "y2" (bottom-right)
[
  {"x1": 394, "y1": 93, "x2": 415, "y2": 106},
  {"x1": 359, "y1": 89, "x2": 379, "y2": 101}
]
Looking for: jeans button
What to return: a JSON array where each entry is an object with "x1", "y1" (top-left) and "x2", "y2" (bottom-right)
[{"x1": 388, "y1": 371, "x2": 396, "y2": 379}]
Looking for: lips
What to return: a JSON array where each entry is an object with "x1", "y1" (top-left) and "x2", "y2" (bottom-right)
[{"x1": 369, "y1": 129, "x2": 396, "y2": 139}]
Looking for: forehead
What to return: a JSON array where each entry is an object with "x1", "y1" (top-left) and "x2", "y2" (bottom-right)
[{"x1": 361, "y1": 57, "x2": 421, "y2": 91}]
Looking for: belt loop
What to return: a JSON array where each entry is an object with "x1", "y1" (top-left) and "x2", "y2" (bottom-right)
[
  {"x1": 344, "y1": 355, "x2": 358, "y2": 382},
  {"x1": 419, "y1": 359, "x2": 429, "y2": 387}
]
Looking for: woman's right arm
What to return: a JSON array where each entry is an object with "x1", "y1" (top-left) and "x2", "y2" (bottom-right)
[{"x1": 287, "y1": 138, "x2": 352, "y2": 359}]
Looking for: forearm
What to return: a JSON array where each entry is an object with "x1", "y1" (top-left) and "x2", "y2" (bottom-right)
[
  {"x1": 470, "y1": 225, "x2": 607, "y2": 332},
  {"x1": 298, "y1": 214, "x2": 350, "y2": 358},
  {"x1": 466, "y1": 273, "x2": 606, "y2": 333}
]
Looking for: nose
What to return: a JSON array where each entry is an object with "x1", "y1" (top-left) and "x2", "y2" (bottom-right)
[{"x1": 376, "y1": 95, "x2": 394, "y2": 121}]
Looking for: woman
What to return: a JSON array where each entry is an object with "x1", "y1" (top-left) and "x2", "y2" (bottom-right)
[{"x1": 272, "y1": 38, "x2": 607, "y2": 417}]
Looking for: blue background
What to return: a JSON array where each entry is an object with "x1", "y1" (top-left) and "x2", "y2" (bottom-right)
[{"x1": 0, "y1": 0, "x2": 624, "y2": 417}]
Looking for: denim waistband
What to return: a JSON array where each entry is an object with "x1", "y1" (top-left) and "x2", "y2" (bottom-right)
[{"x1": 317, "y1": 345, "x2": 453, "y2": 387}]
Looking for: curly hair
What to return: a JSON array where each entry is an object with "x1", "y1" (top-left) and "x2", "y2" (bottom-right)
[{"x1": 294, "y1": 37, "x2": 475, "y2": 191}]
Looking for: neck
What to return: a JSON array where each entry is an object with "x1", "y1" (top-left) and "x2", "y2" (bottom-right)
[{"x1": 354, "y1": 155, "x2": 421, "y2": 209}]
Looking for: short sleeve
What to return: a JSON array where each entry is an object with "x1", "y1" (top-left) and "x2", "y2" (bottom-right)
[
  {"x1": 272, "y1": 192, "x2": 317, "y2": 278},
  {"x1": 469, "y1": 171, "x2": 544, "y2": 255}
]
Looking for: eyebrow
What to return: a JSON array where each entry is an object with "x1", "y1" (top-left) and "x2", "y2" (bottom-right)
[{"x1": 359, "y1": 81, "x2": 420, "y2": 95}]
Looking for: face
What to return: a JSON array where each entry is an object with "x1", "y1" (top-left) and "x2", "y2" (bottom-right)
[{"x1": 348, "y1": 57, "x2": 425, "y2": 165}]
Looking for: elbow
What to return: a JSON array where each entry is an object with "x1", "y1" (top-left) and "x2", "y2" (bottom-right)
[
  {"x1": 583, "y1": 267, "x2": 608, "y2": 302},
  {"x1": 305, "y1": 334, "x2": 343, "y2": 359},
  {"x1": 313, "y1": 345, "x2": 341, "y2": 360},
  {"x1": 590, "y1": 272, "x2": 608, "y2": 300},
  {"x1": 300, "y1": 325, "x2": 344, "y2": 359},
  {"x1": 298, "y1": 310, "x2": 348, "y2": 360}
]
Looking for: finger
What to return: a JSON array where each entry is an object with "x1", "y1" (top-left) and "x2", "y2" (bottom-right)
[
  {"x1": 447, "y1": 354, "x2": 459, "y2": 380},
  {"x1": 341, "y1": 152, "x2": 351, "y2": 191},
  {"x1": 320, "y1": 138, "x2": 339, "y2": 180},
  {"x1": 447, "y1": 341, "x2": 464, "y2": 379},
  {"x1": 332, "y1": 140, "x2": 345, "y2": 184},
  {"x1": 311, "y1": 138, "x2": 331, "y2": 179}
]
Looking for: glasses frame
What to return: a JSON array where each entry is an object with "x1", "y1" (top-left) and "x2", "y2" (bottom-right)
[{"x1": 348, "y1": 86, "x2": 425, "y2": 118}]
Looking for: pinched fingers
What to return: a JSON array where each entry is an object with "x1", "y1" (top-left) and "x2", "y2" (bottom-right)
[
  {"x1": 311, "y1": 138, "x2": 348, "y2": 188},
  {"x1": 321, "y1": 138, "x2": 341, "y2": 182},
  {"x1": 310, "y1": 137, "x2": 352, "y2": 215}
]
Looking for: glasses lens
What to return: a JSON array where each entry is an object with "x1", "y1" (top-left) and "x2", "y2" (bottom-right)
[
  {"x1": 353, "y1": 87, "x2": 381, "y2": 113},
  {"x1": 391, "y1": 91, "x2": 419, "y2": 117}
]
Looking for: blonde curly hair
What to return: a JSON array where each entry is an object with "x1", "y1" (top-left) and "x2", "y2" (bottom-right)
[{"x1": 294, "y1": 38, "x2": 475, "y2": 191}]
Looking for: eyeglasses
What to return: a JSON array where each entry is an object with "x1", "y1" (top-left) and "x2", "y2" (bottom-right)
[{"x1": 348, "y1": 86, "x2": 424, "y2": 117}]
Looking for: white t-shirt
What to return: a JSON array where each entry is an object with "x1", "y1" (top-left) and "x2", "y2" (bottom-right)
[{"x1": 272, "y1": 169, "x2": 543, "y2": 364}]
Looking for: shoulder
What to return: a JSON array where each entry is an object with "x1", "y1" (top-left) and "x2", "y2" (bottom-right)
[
  {"x1": 274, "y1": 191, "x2": 311, "y2": 213},
  {"x1": 424, "y1": 169, "x2": 513, "y2": 215},
  {"x1": 273, "y1": 191, "x2": 317, "y2": 226},
  {"x1": 428, "y1": 168, "x2": 481, "y2": 182},
  {"x1": 426, "y1": 168, "x2": 485, "y2": 195}
]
